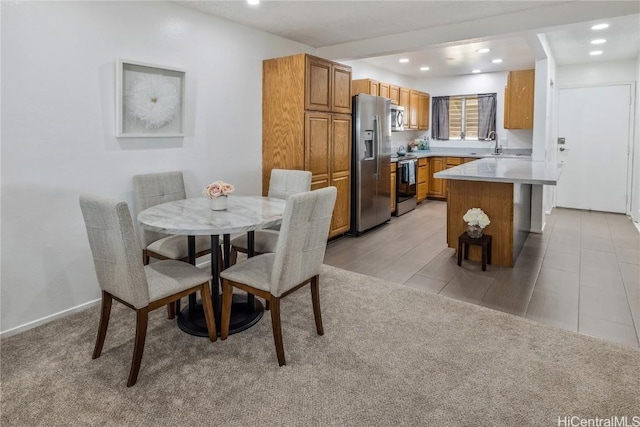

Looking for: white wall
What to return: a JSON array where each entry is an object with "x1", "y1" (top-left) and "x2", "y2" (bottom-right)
[
  {"x1": 0, "y1": 1, "x2": 313, "y2": 334},
  {"x1": 556, "y1": 59, "x2": 639, "y2": 221},
  {"x1": 341, "y1": 60, "x2": 418, "y2": 90},
  {"x1": 636, "y1": 56, "x2": 640, "y2": 224},
  {"x1": 416, "y1": 73, "x2": 533, "y2": 150},
  {"x1": 530, "y1": 34, "x2": 558, "y2": 232},
  {"x1": 339, "y1": 62, "x2": 534, "y2": 150}
]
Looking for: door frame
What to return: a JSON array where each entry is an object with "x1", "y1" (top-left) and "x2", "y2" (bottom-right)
[{"x1": 555, "y1": 81, "x2": 636, "y2": 215}]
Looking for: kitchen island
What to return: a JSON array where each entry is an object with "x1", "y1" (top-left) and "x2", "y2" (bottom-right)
[{"x1": 434, "y1": 158, "x2": 563, "y2": 267}]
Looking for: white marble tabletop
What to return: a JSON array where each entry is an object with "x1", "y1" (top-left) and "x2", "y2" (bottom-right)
[
  {"x1": 433, "y1": 158, "x2": 564, "y2": 185},
  {"x1": 137, "y1": 196, "x2": 286, "y2": 236}
]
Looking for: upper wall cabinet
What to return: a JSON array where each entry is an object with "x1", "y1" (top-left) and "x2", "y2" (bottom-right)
[
  {"x1": 352, "y1": 79, "x2": 379, "y2": 97},
  {"x1": 504, "y1": 69, "x2": 535, "y2": 129},
  {"x1": 353, "y1": 79, "x2": 428, "y2": 129},
  {"x1": 418, "y1": 92, "x2": 430, "y2": 130},
  {"x1": 306, "y1": 56, "x2": 352, "y2": 114},
  {"x1": 389, "y1": 85, "x2": 400, "y2": 105}
]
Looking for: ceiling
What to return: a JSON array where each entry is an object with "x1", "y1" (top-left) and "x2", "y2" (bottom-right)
[{"x1": 179, "y1": 1, "x2": 640, "y2": 78}]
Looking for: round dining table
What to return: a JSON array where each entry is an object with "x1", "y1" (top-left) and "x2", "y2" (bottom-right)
[{"x1": 137, "y1": 196, "x2": 286, "y2": 337}]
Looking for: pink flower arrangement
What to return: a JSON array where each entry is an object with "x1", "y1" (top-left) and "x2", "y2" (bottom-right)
[{"x1": 203, "y1": 181, "x2": 234, "y2": 199}]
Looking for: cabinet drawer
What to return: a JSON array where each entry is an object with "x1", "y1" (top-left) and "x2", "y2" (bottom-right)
[
  {"x1": 418, "y1": 158, "x2": 428, "y2": 167},
  {"x1": 446, "y1": 157, "x2": 462, "y2": 166}
]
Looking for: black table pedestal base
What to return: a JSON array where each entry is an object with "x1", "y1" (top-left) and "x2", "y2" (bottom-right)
[{"x1": 177, "y1": 294, "x2": 264, "y2": 337}]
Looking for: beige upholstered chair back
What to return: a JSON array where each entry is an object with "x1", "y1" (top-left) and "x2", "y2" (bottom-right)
[
  {"x1": 79, "y1": 194, "x2": 150, "y2": 309},
  {"x1": 133, "y1": 171, "x2": 186, "y2": 248},
  {"x1": 268, "y1": 169, "x2": 312, "y2": 200},
  {"x1": 269, "y1": 187, "x2": 337, "y2": 297}
]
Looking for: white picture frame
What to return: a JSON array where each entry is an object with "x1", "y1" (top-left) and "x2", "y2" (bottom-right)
[{"x1": 116, "y1": 60, "x2": 186, "y2": 137}]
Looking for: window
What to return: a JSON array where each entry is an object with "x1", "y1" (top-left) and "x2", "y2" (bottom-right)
[{"x1": 432, "y1": 93, "x2": 496, "y2": 141}]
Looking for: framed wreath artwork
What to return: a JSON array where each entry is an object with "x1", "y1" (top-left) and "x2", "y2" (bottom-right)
[{"x1": 116, "y1": 60, "x2": 185, "y2": 137}]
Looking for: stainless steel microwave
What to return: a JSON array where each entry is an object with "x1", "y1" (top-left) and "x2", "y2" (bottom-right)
[{"x1": 391, "y1": 105, "x2": 404, "y2": 132}]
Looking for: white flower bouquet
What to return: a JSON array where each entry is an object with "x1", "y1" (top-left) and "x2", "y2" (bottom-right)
[
  {"x1": 203, "y1": 181, "x2": 234, "y2": 199},
  {"x1": 463, "y1": 208, "x2": 490, "y2": 228}
]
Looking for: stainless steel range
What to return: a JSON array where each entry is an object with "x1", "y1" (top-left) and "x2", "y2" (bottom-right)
[{"x1": 395, "y1": 157, "x2": 417, "y2": 216}]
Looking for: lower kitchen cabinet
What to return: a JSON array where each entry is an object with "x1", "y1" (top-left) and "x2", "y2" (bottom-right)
[
  {"x1": 301, "y1": 112, "x2": 352, "y2": 237},
  {"x1": 417, "y1": 158, "x2": 429, "y2": 202},
  {"x1": 429, "y1": 157, "x2": 446, "y2": 199}
]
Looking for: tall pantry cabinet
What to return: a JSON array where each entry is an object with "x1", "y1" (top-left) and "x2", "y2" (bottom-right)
[{"x1": 262, "y1": 54, "x2": 352, "y2": 237}]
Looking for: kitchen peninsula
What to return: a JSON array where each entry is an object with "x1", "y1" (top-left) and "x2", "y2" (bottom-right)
[{"x1": 434, "y1": 158, "x2": 563, "y2": 267}]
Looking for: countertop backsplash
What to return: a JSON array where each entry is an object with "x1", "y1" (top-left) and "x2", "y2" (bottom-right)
[{"x1": 391, "y1": 129, "x2": 533, "y2": 153}]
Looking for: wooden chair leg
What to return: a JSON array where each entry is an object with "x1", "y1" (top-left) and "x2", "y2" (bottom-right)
[
  {"x1": 92, "y1": 291, "x2": 112, "y2": 359},
  {"x1": 200, "y1": 283, "x2": 217, "y2": 342},
  {"x1": 220, "y1": 279, "x2": 234, "y2": 340},
  {"x1": 230, "y1": 247, "x2": 238, "y2": 266},
  {"x1": 167, "y1": 302, "x2": 176, "y2": 320},
  {"x1": 270, "y1": 297, "x2": 286, "y2": 366},
  {"x1": 127, "y1": 307, "x2": 149, "y2": 387},
  {"x1": 310, "y1": 275, "x2": 324, "y2": 336}
]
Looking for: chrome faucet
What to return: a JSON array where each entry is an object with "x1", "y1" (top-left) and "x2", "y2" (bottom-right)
[{"x1": 487, "y1": 131, "x2": 500, "y2": 154}]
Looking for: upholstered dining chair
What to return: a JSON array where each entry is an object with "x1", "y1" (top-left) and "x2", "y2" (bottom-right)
[
  {"x1": 79, "y1": 194, "x2": 216, "y2": 387},
  {"x1": 220, "y1": 186, "x2": 337, "y2": 366},
  {"x1": 229, "y1": 169, "x2": 312, "y2": 265},
  {"x1": 133, "y1": 171, "x2": 218, "y2": 319}
]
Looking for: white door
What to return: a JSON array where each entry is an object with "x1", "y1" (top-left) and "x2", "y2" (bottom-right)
[{"x1": 556, "y1": 84, "x2": 631, "y2": 213}]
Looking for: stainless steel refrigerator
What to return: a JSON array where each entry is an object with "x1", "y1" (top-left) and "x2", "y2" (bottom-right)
[{"x1": 351, "y1": 94, "x2": 392, "y2": 235}]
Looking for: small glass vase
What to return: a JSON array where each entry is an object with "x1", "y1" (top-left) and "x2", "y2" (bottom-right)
[
  {"x1": 467, "y1": 224, "x2": 484, "y2": 238},
  {"x1": 209, "y1": 196, "x2": 228, "y2": 211}
]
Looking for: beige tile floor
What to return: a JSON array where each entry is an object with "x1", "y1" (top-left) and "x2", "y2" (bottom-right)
[{"x1": 324, "y1": 200, "x2": 640, "y2": 348}]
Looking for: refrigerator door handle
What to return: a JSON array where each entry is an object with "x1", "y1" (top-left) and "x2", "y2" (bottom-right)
[{"x1": 373, "y1": 115, "x2": 381, "y2": 179}]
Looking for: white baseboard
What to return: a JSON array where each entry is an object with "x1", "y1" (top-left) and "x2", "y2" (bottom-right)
[
  {"x1": 0, "y1": 298, "x2": 101, "y2": 339},
  {"x1": 1, "y1": 259, "x2": 214, "y2": 339}
]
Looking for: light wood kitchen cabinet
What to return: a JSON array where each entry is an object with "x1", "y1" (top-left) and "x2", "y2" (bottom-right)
[
  {"x1": 379, "y1": 82, "x2": 390, "y2": 99},
  {"x1": 263, "y1": 53, "x2": 352, "y2": 237},
  {"x1": 332, "y1": 64, "x2": 352, "y2": 114},
  {"x1": 329, "y1": 114, "x2": 352, "y2": 234},
  {"x1": 418, "y1": 92, "x2": 430, "y2": 130},
  {"x1": 429, "y1": 157, "x2": 446, "y2": 199},
  {"x1": 389, "y1": 85, "x2": 400, "y2": 104},
  {"x1": 409, "y1": 90, "x2": 420, "y2": 130},
  {"x1": 305, "y1": 56, "x2": 352, "y2": 114},
  {"x1": 504, "y1": 69, "x2": 534, "y2": 129},
  {"x1": 352, "y1": 78, "x2": 379, "y2": 96},
  {"x1": 416, "y1": 158, "x2": 429, "y2": 202},
  {"x1": 399, "y1": 87, "x2": 410, "y2": 127},
  {"x1": 390, "y1": 162, "x2": 397, "y2": 213}
]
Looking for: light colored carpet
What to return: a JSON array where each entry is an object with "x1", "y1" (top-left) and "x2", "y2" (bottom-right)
[{"x1": 1, "y1": 265, "x2": 639, "y2": 426}]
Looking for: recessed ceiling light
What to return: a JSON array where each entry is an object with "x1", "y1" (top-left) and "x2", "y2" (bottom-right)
[
  {"x1": 477, "y1": 48, "x2": 490, "y2": 53},
  {"x1": 591, "y1": 39, "x2": 606, "y2": 45},
  {"x1": 247, "y1": 0, "x2": 259, "y2": 4},
  {"x1": 472, "y1": 69, "x2": 481, "y2": 74},
  {"x1": 589, "y1": 50, "x2": 603, "y2": 56},
  {"x1": 491, "y1": 59, "x2": 503, "y2": 64},
  {"x1": 399, "y1": 58, "x2": 409, "y2": 63},
  {"x1": 420, "y1": 66, "x2": 430, "y2": 71},
  {"x1": 591, "y1": 23, "x2": 609, "y2": 30}
]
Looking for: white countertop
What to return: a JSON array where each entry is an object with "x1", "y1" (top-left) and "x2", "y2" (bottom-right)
[
  {"x1": 433, "y1": 157, "x2": 563, "y2": 185},
  {"x1": 392, "y1": 148, "x2": 531, "y2": 162}
]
